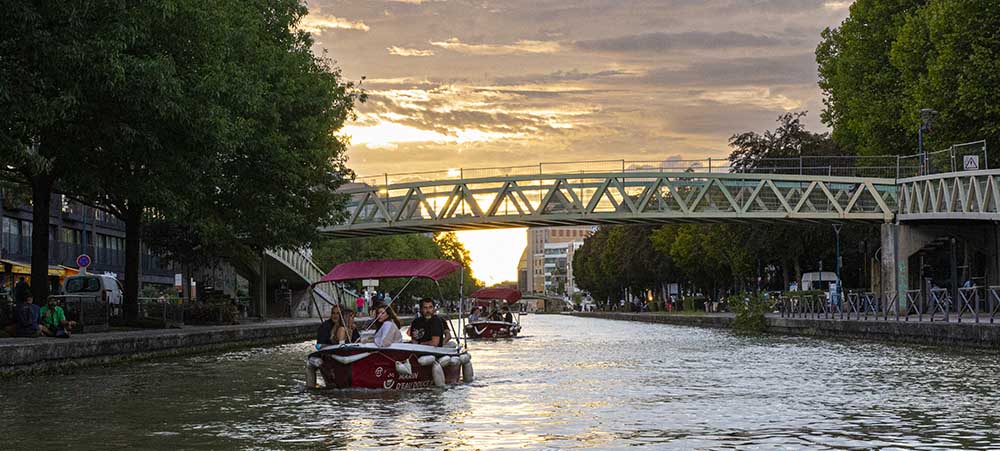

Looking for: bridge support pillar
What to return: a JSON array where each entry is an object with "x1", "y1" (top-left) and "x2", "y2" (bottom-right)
[{"x1": 881, "y1": 223, "x2": 938, "y2": 309}]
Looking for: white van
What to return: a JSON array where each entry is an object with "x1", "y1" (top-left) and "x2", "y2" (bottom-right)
[
  {"x1": 64, "y1": 274, "x2": 124, "y2": 305},
  {"x1": 799, "y1": 272, "x2": 840, "y2": 292}
]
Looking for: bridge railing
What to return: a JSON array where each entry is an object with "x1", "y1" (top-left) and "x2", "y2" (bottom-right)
[
  {"x1": 353, "y1": 155, "x2": 907, "y2": 187},
  {"x1": 778, "y1": 286, "x2": 1000, "y2": 324}
]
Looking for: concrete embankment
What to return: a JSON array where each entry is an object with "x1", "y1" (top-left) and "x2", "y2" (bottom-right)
[
  {"x1": 0, "y1": 319, "x2": 319, "y2": 376},
  {"x1": 570, "y1": 312, "x2": 1000, "y2": 350}
]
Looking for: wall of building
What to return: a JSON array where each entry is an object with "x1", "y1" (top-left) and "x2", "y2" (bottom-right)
[
  {"x1": 522, "y1": 226, "x2": 595, "y2": 295},
  {"x1": 0, "y1": 191, "x2": 175, "y2": 292}
]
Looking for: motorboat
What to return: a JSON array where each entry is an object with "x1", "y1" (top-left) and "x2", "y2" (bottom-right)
[
  {"x1": 464, "y1": 287, "x2": 522, "y2": 339},
  {"x1": 305, "y1": 259, "x2": 474, "y2": 389}
]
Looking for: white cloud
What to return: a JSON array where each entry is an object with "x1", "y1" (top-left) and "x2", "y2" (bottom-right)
[
  {"x1": 430, "y1": 37, "x2": 562, "y2": 55},
  {"x1": 387, "y1": 46, "x2": 435, "y2": 57},
  {"x1": 299, "y1": 14, "x2": 370, "y2": 34},
  {"x1": 823, "y1": 1, "x2": 852, "y2": 10}
]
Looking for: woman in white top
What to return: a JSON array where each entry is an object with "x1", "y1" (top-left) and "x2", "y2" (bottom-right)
[{"x1": 371, "y1": 305, "x2": 403, "y2": 347}]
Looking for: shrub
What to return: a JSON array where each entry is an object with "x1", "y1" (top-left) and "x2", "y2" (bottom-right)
[
  {"x1": 683, "y1": 296, "x2": 706, "y2": 311},
  {"x1": 728, "y1": 293, "x2": 770, "y2": 333}
]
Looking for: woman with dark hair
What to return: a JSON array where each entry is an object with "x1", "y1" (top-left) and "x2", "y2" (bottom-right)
[
  {"x1": 316, "y1": 305, "x2": 348, "y2": 346},
  {"x1": 371, "y1": 304, "x2": 402, "y2": 347}
]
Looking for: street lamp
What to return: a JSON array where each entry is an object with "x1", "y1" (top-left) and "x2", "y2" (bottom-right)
[
  {"x1": 833, "y1": 224, "x2": 842, "y2": 308},
  {"x1": 918, "y1": 108, "x2": 938, "y2": 175}
]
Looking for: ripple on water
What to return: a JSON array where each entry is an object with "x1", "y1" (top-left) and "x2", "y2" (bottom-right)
[{"x1": 2, "y1": 315, "x2": 1000, "y2": 450}]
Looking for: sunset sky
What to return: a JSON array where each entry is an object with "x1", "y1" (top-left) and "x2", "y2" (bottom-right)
[{"x1": 304, "y1": 0, "x2": 853, "y2": 284}]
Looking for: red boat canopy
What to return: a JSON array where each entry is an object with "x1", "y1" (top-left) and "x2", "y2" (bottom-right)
[
  {"x1": 469, "y1": 287, "x2": 522, "y2": 303},
  {"x1": 318, "y1": 259, "x2": 461, "y2": 283}
]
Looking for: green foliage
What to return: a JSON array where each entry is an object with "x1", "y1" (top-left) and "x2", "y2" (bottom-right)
[
  {"x1": 818, "y1": 0, "x2": 999, "y2": 165},
  {"x1": 2, "y1": 1, "x2": 361, "y2": 309},
  {"x1": 572, "y1": 225, "x2": 674, "y2": 308},
  {"x1": 728, "y1": 112, "x2": 843, "y2": 171},
  {"x1": 682, "y1": 295, "x2": 706, "y2": 312},
  {"x1": 890, "y1": 0, "x2": 1000, "y2": 158},
  {"x1": 816, "y1": 0, "x2": 928, "y2": 156},
  {"x1": 728, "y1": 293, "x2": 770, "y2": 333}
]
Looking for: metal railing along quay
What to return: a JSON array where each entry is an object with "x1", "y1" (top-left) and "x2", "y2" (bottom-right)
[
  {"x1": 51, "y1": 295, "x2": 254, "y2": 332},
  {"x1": 778, "y1": 286, "x2": 1000, "y2": 324}
]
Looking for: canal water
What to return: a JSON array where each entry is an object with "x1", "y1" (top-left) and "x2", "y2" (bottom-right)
[{"x1": 3, "y1": 314, "x2": 1000, "y2": 450}]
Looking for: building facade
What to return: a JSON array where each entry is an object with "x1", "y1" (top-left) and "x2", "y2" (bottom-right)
[
  {"x1": 1, "y1": 188, "x2": 175, "y2": 293},
  {"x1": 522, "y1": 226, "x2": 595, "y2": 295}
]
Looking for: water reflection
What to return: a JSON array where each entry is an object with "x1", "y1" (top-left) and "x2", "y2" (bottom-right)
[{"x1": 2, "y1": 315, "x2": 1000, "y2": 450}]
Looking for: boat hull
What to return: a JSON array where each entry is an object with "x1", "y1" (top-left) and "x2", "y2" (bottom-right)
[
  {"x1": 306, "y1": 343, "x2": 469, "y2": 390},
  {"x1": 465, "y1": 321, "x2": 520, "y2": 339}
]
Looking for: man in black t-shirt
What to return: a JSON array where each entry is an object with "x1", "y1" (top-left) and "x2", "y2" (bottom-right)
[{"x1": 409, "y1": 298, "x2": 445, "y2": 346}]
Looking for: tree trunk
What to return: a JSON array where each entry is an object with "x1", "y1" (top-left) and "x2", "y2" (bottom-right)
[
  {"x1": 30, "y1": 174, "x2": 52, "y2": 302},
  {"x1": 124, "y1": 205, "x2": 143, "y2": 322},
  {"x1": 794, "y1": 259, "x2": 803, "y2": 289}
]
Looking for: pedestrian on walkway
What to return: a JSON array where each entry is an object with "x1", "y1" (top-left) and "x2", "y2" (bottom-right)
[{"x1": 356, "y1": 295, "x2": 365, "y2": 315}]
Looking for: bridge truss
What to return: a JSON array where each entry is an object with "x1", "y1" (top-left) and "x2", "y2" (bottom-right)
[{"x1": 323, "y1": 172, "x2": 899, "y2": 238}]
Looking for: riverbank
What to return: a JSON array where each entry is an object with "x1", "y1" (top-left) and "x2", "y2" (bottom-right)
[
  {"x1": 570, "y1": 312, "x2": 1000, "y2": 350},
  {"x1": 0, "y1": 319, "x2": 319, "y2": 377}
]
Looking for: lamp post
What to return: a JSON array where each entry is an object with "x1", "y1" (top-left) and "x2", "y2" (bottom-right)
[
  {"x1": 833, "y1": 224, "x2": 842, "y2": 308},
  {"x1": 918, "y1": 108, "x2": 938, "y2": 175}
]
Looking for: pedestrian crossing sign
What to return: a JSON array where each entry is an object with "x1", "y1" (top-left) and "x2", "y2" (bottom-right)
[{"x1": 963, "y1": 155, "x2": 980, "y2": 171}]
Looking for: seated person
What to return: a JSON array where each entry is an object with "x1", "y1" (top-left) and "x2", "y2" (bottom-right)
[
  {"x1": 343, "y1": 308, "x2": 361, "y2": 342},
  {"x1": 501, "y1": 305, "x2": 514, "y2": 323},
  {"x1": 39, "y1": 297, "x2": 75, "y2": 338},
  {"x1": 488, "y1": 309, "x2": 502, "y2": 321},
  {"x1": 316, "y1": 305, "x2": 349, "y2": 347},
  {"x1": 14, "y1": 294, "x2": 47, "y2": 338},
  {"x1": 409, "y1": 298, "x2": 447, "y2": 346},
  {"x1": 371, "y1": 304, "x2": 402, "y2": 347},
  {"x1": 468, "y1": 306, "x2": 483, "y2": 323}
]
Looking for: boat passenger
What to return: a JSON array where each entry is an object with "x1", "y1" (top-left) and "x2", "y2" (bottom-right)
[
  {"x1": 343, "y1": 307, "x2": 362, "y2": 342},
  {"x1": 372, "y1": 304, "x2": 403, "y2": 347},
  {"x1": 501, "y1": 305, "x2": 514, "y2": 323},
  {"x1": 469, "y1": 307, "x2": 483, "y2": 323},
  {"x1": 409, "y1": 298, "x2": 447, "y2": 346},
  {"x1": 316, "y1": 305, "x2": 349, "y2": 346}
]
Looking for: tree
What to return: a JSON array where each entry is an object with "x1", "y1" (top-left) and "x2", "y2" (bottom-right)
[
  {"x1": 890, "y1": 0, "x2": 1000, "y2": 164},
  {"x1": 0, "y1": 1, "x2": 127, "y2": 301},
  {"x1": 728, "y1": 112, "x2": 841, "y2": 172},
  {"x1": 67, "y1": 0, "x2": 360, "y2": 318},
  {"x1": 816, "y1": 0, "x2": 928, "y2": 156},
  {"x1": 433, "y1": 232, "x2": 482, "y2": 298}
]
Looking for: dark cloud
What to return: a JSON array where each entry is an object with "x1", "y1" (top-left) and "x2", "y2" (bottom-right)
[
  {"x1": 575, "y1": 31, "x2": 789, "y2": 53},
  {"x1": 639, "y1": 53, "x2": 818, "y2": 87}
]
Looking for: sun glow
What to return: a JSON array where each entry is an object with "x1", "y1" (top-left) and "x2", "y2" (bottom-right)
[{"x1": 455, "y1": 229, "x2": 527, "y2": 286}]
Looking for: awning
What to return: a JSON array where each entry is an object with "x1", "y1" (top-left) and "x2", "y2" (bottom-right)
[
  {"x1": 469, "y1": 287, "x2": 522, "y2": 303},
  {"x1": 0, "y1": 259, "x2": 67, "y2": 277},
  {"x1": 318, "y1": 259, "x2": 462, "y2": 284}
]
